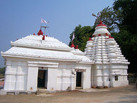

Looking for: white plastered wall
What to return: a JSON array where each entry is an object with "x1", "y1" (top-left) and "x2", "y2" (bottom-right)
[
  {"x1": 4, "y1": 58, "x2": 28, "y2": 91},
  {"x1": 92, "y1": 64, "x2": 129, "y2": 87},
  {"x1": 4, "y1": 58, "x2": 92, "y2": 92},
  {"x1": 92, "y1": 64, "x2": 110, "y2": 87},
  {"x1": 26, "y1": 66, "x2": 38, "y2": 92},
  {"x1": 75, "y1": 63, "x2": 92, "y2": 89},
  {"x1": 47, "y1": 68, "x2": 57, "y2": 91},
  {"x1": 56, "y1": 62, "x2": 75, "y2": 91},
  {"x1": 4, "y1": 58, "x2": 60, "y2": 92},
  {"x1": 82, "y1": 66, "x2": 91, "y2": 89},
  {"x1": 110, "y1": 64, "x2": 129, "y2": 87},
  {"x1": 55, "y1": 62, "x2": 92, "y2": 91},
  {"x1": 27, "y1": 61, "x2": 58, "y2": 92}
]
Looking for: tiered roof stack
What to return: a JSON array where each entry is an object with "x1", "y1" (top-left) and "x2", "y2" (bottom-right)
[{"x1": 85, "y1": 21, "x2": 129, "y2": 65}]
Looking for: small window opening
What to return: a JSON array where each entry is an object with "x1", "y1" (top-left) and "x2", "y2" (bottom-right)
[{"x1": 115, "y1": 75, "x2": 118, "y2": 81}]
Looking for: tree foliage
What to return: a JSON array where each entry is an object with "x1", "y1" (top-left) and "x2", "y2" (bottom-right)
[
  {"x1": 94, "y1": 7, "x2": 120, "y2": 33},
  {"x1": 113, "y1": 0, "x2": 137, "y2": 34},
  {"x1": 112, "y1": 0, "x2": 137, "y2": 73},
  {"x1": 0, "y1": 67, "x2": 5, "y2": 75},
  {"x1": 112, "y1": 30, "x2": 137, "y2": 73},
  {"x1": 69, "y1": 25, "x2": 94, "y2": 51}
]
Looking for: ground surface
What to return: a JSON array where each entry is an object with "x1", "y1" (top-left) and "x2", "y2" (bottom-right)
[{"x1": 0, "y1": 85, "x2": 137, "y2": 103}]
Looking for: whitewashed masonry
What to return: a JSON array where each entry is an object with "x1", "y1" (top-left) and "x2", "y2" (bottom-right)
[{"x1": 1, "y1": 21, "x2": 129, "y2": 94}]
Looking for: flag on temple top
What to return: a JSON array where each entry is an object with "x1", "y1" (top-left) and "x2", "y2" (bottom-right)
[
  {"x1": 41, "y1": 18, "x2": 48, "y2": 24},
  {"x1": 72, "y1": 33, "x2": 75, "y2": 41}
]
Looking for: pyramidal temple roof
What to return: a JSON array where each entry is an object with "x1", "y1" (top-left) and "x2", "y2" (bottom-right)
[
  {"x1": 2, "y1": 33, "x2": 93, "y2": 63},
  {"x1": 11, "y1": 35, "x2": 72, "y2": 51},
  {"x1": 85, "y1": 21, "x2": 130, "y2": 64}
]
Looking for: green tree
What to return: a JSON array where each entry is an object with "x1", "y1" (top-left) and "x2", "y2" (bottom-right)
[
  {"x1": 113, "y1": 0, "x2": 137, "y2": 34},
  {"x1": 0, "y1": 67, "x2": 5, "y2": 75},
  {"x1": 113, "y1": 0, "x2": 137, "y2": 73},
  {"x1": 94, "y1": 7, "x2": 120, "y2": 33},
  {"x1": 112, "y1": 30, "x2": 137, "y2": 73},
  {"x1": 69, "y1": 25, "x2": 94, "y2": 51}
]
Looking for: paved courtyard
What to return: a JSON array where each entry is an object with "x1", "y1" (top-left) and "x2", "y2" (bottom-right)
[{"x1": 0, "y1": 85, "x2": 137, "y2": 103}]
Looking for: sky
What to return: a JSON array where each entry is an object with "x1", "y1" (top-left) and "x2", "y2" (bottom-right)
[{"x1": 0, "y1": 0, "x2": 114, "y2": 67}]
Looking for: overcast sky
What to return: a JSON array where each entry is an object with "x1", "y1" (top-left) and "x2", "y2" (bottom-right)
[{"x1": 0, "y1": 0, "x2": 114, "y2": 67}]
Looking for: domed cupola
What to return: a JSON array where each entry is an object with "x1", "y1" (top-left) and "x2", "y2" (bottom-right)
[{"x1": 93, "y1": 21, "x2": 111, "y2": 37}]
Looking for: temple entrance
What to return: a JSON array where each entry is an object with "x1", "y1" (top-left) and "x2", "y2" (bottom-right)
[
  {"x1": 76, "y1": 72, "x2": 82, "y2": 87},
  {"x1": 38, "y1": 69, "x2": 48, "y2": 88}
]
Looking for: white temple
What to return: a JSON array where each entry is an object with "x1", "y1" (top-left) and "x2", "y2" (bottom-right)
[
  {"x1": 85, "y1": 21, "x2": 129, "y2": 87},
  {"x1": 1, "y1": 21, "x2": 129, "y2": 94}
]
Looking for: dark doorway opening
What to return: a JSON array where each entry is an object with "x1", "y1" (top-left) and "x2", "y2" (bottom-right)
[
  {"x1": 76, "y1": 72, "x2": 82, "y2": 87},
  {"x1": 115, "y1": 75, "x2": 118, "y2": 81},
  {"x1": 38, "y1": 70, "x2": 48, "y2": 88}
]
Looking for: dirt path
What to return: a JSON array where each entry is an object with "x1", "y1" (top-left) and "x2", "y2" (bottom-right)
[{"x1": 0, "y1": 85, "x2": 137, "y2": 103}]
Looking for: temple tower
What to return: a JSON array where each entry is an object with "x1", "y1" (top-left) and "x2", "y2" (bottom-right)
[{"x1": 85, "y1": 21, "x2": 129, "y2": 87}]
